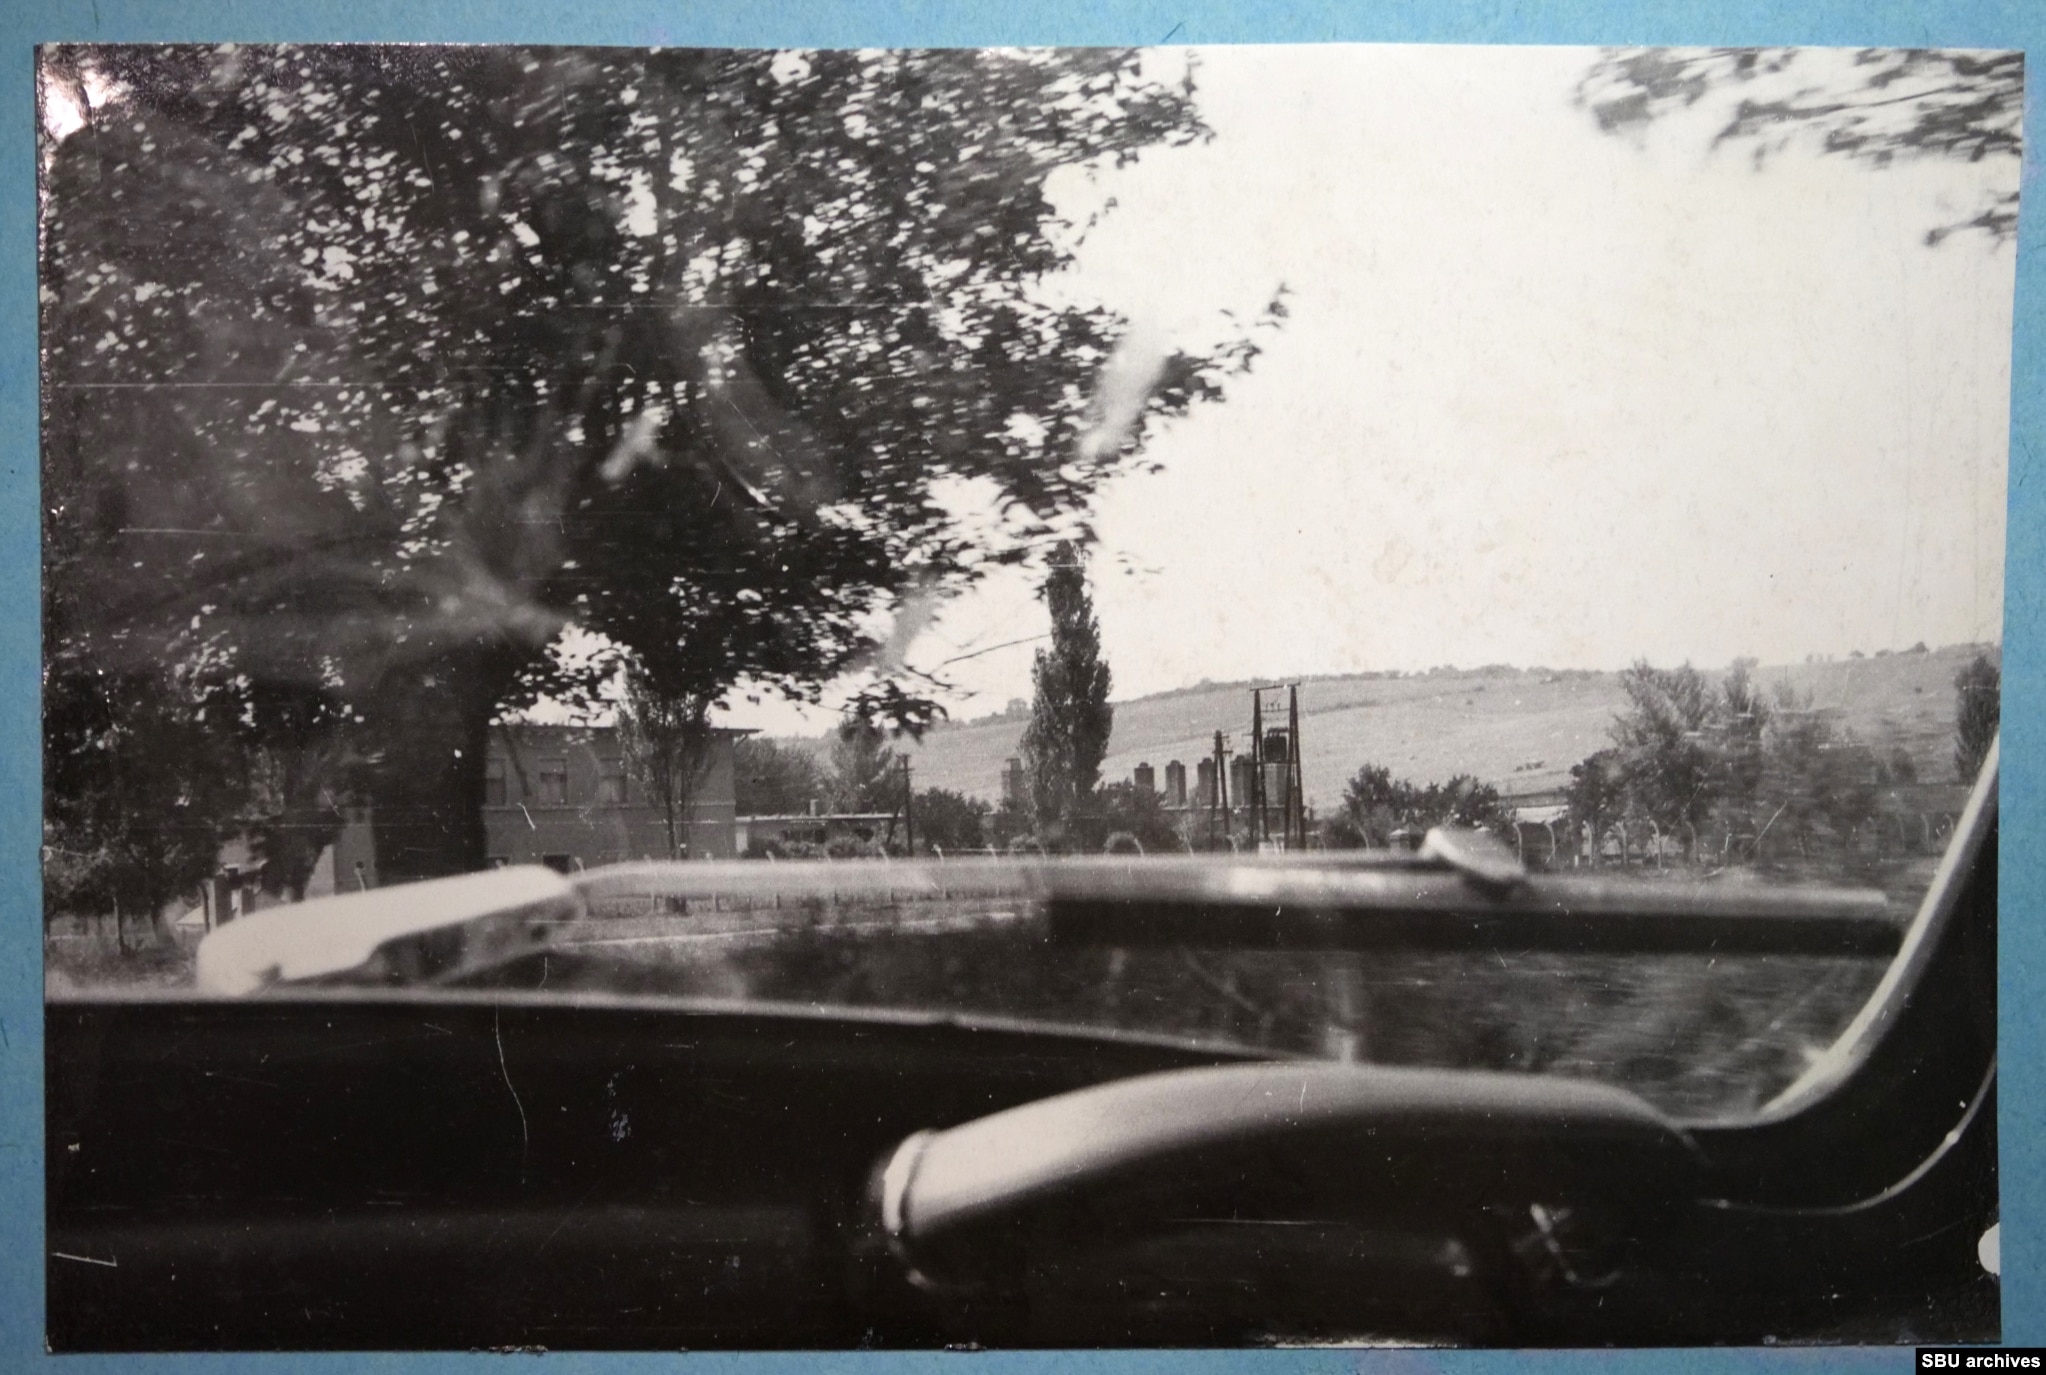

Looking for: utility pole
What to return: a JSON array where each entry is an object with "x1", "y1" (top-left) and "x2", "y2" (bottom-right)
[
  {"x1": 1210, "y1": 730, "x2": 1231, "y2": 850},
  {"x1": 1288, "y1": 683, "x2": 1305, "y2": 850},
  {"x1": 901, "y1": 756, "x2": 915, "y2": 855},
  {"x1": 1251, "y1": 690, "x2": 1269, "y2": 847}
]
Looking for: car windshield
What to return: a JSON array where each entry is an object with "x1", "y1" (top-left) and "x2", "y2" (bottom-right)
[
  {"x1": 550, "y1": 867, "x2": 1911, "y2": 1120},
  {"x1": 41, "y1": 43, "x2": 2012, "y2": 1128}
]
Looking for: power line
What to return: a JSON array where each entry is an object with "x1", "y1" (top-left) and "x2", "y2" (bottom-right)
[{"x1": 932, "y1": 633, "x2": 1048, "y2": 667}]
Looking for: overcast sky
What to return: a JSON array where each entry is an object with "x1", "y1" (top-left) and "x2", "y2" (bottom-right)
[{"x1": 721, "y1": 43, "x2": 2017, "y2": 736}]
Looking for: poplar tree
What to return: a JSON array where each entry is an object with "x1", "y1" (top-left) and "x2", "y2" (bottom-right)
[{"x1": 1019, "y1": 542, "x2": 1114, "y2": 835}]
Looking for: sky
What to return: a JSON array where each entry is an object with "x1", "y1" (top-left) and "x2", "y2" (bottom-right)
[{"x1": 714, "y1": 44, "x2": 2019, "y2": 737}]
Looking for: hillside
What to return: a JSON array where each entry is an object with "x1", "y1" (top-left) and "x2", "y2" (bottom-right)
[{"x1": 792, "y1": 644, "x2": 1994, "y2": 811}]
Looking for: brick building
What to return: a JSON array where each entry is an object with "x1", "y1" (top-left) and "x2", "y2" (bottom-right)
[
  {"x1": 172, "y1": 723, "x2": 743, "y2": 929},
  {"x1": 483, "y1": 723, "x2": 747, "y2": 870}
]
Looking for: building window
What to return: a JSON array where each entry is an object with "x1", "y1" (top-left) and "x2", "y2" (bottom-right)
[
  {"x1": 596, "y1": 760, "x2": 627, "y2": 806},
  {"x1": 536, "y1": 760, "x2": 569, "y2": 807},
  {"x1": 484, "y1": 758, "x2": 507, "y2": 807}
]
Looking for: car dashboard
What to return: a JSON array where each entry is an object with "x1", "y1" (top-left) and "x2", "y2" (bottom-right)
[{"x1": 45, "y1": 758, "x2": 2000, "y2": 1350}]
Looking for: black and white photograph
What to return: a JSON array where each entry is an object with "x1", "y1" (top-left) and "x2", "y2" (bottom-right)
[{"x1": 38, "y1": 41, "x2": 2014, "y2": 1348}]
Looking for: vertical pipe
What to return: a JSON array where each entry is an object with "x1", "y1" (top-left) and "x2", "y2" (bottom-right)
[{"x1": 902, "y1": 757, "x2": 914, "y2": 856}]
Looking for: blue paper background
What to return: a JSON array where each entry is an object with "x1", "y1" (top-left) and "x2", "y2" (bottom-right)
[{"x1": 2, "y1": 2, "x2": 2036, "y2": 1370}]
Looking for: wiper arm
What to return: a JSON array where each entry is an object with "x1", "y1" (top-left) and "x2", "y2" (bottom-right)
[
  {"x1": 1041, "y1": 828, "x2": 1898, "y2": 958},
  {"x1": 192, "y1": 832, "x2": 1897, "y2": 997},
  {"x1": 195, "y1": 867, "x2": 578, "y2": 995},
  {"x1": 1417, "y1": 825, "x2": 1526, "y2": 892}
]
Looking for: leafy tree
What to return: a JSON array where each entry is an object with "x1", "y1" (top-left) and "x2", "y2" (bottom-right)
[
  {"x1": 1087, "y1": 779, "x2": 1184, "y2": 854},
  {"x1": 1416, "y1": 775, "x2": 1509, "y2": 836},
  {"x1": 40, "y1": 45, "x2": 1271, "y2": 882},
  {"x1": 1576, "y1": 47, "x2": 2022, "y2": 245},
  {"x1": 827, "y1": 716, "x2": 900, "y2": 814},
  {"x1": 1707, "y1": 658, "x2": 1772, "y2": 844},
  {"x1": 1019, "y1": 541, "x2": 1114, "y2": 833},
  {"x1": 1335, "y1": 763, "x2": 1414, "y2": 848},
  {"x1": 733, "y1": 737, "x2": 827, "y2": 816},
  {"x1": 46, "y1": 645, "x2": 347, "y2": 922},
  {"x1": 239, "y1": 687, "x2": 351, "y2": 900},
  {"x1": 1565, "y1": 749, "x2": 1626, "y2": 866},
  {"x1": 1581, "y1": 659, "x2": 1944, "y2": 874},
  {"x1": 1332, "y1": 763, "x2": 1507, "y2": 849},
  {"x1": 1954, "y1": 652, "x2": 2001, "y2": 783},
  {"x1": 42, "y1": 667, "x2": 247, "y2": 943},
  {"x1": 911, "y1": 787, "x2": 991, "y2": 854},
  {"x1": 615, "y1": 663, "x2": 716, "y2": 859},
  {"x1": 1752, "y1": 683, "x2": 1881, "y2": 869},
  {"x1": 1611, "y1": 661, "x2": 1719, "y2": 857}
]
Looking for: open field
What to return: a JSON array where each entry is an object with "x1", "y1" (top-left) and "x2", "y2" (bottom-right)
[{"x1": 847, "y1": 643, "x2": 1994, "y2": 808}]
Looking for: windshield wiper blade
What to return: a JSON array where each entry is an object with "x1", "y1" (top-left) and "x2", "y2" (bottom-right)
[
  {"x1": 1417, "y1": 825, "x2": 1526, "y2": 891},
  {"x1": 195, "y1": 867, "x2": 578, "y2": 995},
  {"x1": 1040, "y1": 830, "x2": 1898, "y2": 958},
  {"x1": 581, "y1": 839, "x2": 1895, "y2": 956},
  {"x1": 193, "y1": 835, "x2": 1898, "y2": 998}
]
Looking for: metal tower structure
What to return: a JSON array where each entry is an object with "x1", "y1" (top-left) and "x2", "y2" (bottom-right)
[{"x1": 1247, "y1": 684, "x2": 1307, "y2": 851}]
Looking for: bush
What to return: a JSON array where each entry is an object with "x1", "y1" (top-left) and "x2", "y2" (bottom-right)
[
  {"x1": 824, "y1": 835, "x2": 889, "y2": 860},
  {"x1": 1085, "y1": 780, "x2": 1186, "y2": 854},
  {"x1": 912, "y1": 787, "x2": 991, "y2": 853},
  {"x1": 748, "y1": 839, "x2": 826, "y2": 860},
  {"x1": 1337, "y1": 764, "x2": 1509, "y2": 847}
]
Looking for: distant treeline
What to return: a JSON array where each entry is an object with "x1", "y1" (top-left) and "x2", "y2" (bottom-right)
[{"x1": 1324, "y1": 651, "x2": 1999, "y2": 880}]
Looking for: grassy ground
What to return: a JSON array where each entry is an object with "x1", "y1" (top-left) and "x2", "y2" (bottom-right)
[{"x1": 45, "y1": 917, "x2": 199, "y2": 995}]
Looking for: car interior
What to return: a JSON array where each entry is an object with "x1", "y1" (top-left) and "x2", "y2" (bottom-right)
[{"x1": 45, "y1": 747, "x2": 1998, "y2": 1349}]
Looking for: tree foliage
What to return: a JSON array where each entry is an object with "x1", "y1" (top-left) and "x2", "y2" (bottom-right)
[
  {"x1": 1609, "y1": 661, "x2": 1720, "y2": 852},
  {"x1": 826, "y1": 716, "x2": 901, "y2": 814},
  {"x1": 1750, "y1": 683, "x2": 1882, "y2": 862},
  {"x1": 1577, "y1": 47, "x2": 2023, "y2": 244},
  {"x1": 732, "y1": 736, "x2": 827, "y2": 816},
  {"x1": 1018, "y1": 541, "x2": 1114, "y2": 831},
  {"x1": 42, "y1": 667, "x2": 248, "y2": 933},
  {"x1": 911, "y1": 786, "x2": 991, "y2": 854},
  {"x1": 1577, "y1": 660, "x2": 1928, "y2": 874},
  {"x1": 240, "y1": 683, "x2": 351, "y2": 903},
  {"x1": 44, "y1": 663, "x2": 351, "y2": 927},
  {"x1": 1091, "y1": 779, "x2": 1186, "y2": 854},
  {"x1": 1329, "y1": 763, "x2": 1507, "y2": 849},
  {"x1": 1710, "y1": 658, "x2": 1772, "y2": 835},
  {"x1": 1954, "y1": 652, "x2": 2000, "y2": 783},
  {"x1": 1564, "y1": 749, "x2": 1626, "y2": 865},
  {"x1": 615, "y1": 662, "x2": 717, "y2": 858},
  {"x1": 41, "y1": 44, "x2": 1270, "y2": 880}
]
